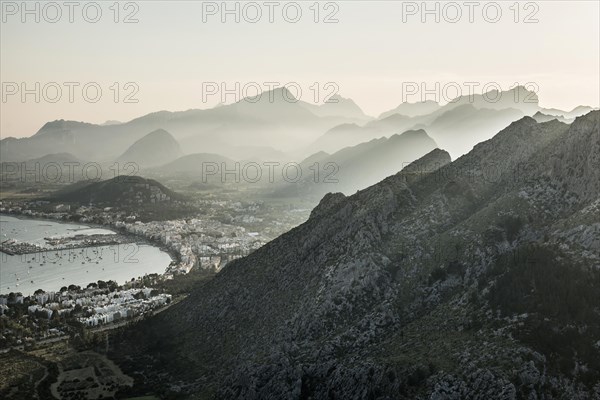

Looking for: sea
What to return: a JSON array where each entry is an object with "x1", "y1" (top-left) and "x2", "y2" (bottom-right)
[{"x1": 0, "y1": 215, "x2": 172, "y2": 296}]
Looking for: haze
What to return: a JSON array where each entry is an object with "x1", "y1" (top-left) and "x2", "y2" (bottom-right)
[{"x1": 1, "y1": 0, "x2": 599, "y2": 138}]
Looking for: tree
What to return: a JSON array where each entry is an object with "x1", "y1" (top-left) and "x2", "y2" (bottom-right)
[{"x1": 107, "y1": 280, "x2": 118, "y2": 292}]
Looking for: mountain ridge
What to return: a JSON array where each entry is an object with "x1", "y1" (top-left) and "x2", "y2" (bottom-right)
[{"x1": 111, "y1": 111, "x2": 600, "y2": 398}]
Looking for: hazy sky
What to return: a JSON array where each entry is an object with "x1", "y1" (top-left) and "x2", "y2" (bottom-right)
[{"x1": 1, "y1": 0, "x2": 599, "y2": 138}]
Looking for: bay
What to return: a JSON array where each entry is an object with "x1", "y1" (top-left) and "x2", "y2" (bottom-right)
[{"x1": 0, "y1": 215, "x2": 172, "y2": 295}]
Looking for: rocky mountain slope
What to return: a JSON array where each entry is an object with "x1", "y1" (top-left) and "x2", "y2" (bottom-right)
[{"x1": 112, "y1": 112, "x2": 599, "y2": 399}]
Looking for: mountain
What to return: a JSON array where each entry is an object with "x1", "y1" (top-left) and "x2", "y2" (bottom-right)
[
  {"x1": 25, "y1": 152, "x2": 81, "y2": 164},
  {"x1": 151, "y1": 153, "x2": 235, "y2": 176},
  {"x1": 0, "y1": 152, "x2": 85, "y2": 185},
  {"x1": 300, "y1": 150, "x2": 330, "y2": 166},
  {"x1": 564, "y1": 105, "x2": 599, "y2": 118},
  {"x1": 379, "y1": 100, "x2": 441, "y2": 119},
  {"x1": 101, "y1": 120, "x2": 123, "y2": 126},
  {"x1": 532, "y1": 111, "x2": 574, "y2": 124},
  {"x1": 302, "y1": 94, "x2": 372, "y2": 121},
  {"x1": 278, "y1": 129, "x2": 440, "y2": 196},
  {"x1": 306, "y1": 123, "x2": 380, "y2": 154},
  {"x1": 111, "y1": 111, "x2": 600, "y2": 398},
  {"x1": 377, "y1": 86, "x2": 539, "y2": 121},
  {"x1": 4, "y1": 86, "x2": 589, "y2": 164},
  {"x1": 0, "y1": 121, "x2": 92, "y2": 162},
  {"x1": 540, "y1": 105, "x2": 599, "y2": 119},
  {"x1": 307, "y1": 113, "x2": 424, "y2": 155},
  {"x1": 0, "y1": 88, "x2": 367, "y2": 163},
  {"x1": 308, "y1": 87, "x2": 540, "y2": 157},
  {"x1": 309, "y1": 103, "x2": 525, "y2": 158},
  {"x1": 47, "y1": 175, "x2": 186, "y2": 206},
  {"x1": 445, "y1": 85, "x2": 539, "y2": 114},
  {"x1": 424, "y1": 104, "x2": 525, "y2": 157},
  {"x1": 193, "y1": 88, "x2": 370, "y2": 153},
  {"x1": 116, "y1": 129, "x2": 182, "y2": 168}
]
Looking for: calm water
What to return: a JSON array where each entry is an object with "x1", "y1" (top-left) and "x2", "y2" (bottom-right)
[{"x1": 0, "y1": 215, "x2": 172, "y2": 295}]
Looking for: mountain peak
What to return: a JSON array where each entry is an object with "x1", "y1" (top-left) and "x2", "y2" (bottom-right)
[
  {"x1": 145, "y1": 128, "x2": 172, "y2": 138},
  {"x1": 34, "y1": 119, "x2": 95, "y2": 136},
  {"x1": 117, "y1": 129, "x2": 182, "y2": 168},
  {"x1": 241, "y1": 86, "x2": 298, "y2": 103},
  {"x1": 379, "y1": 100, "x2": 441, "y2": 119},
  {"x1": 386, "y1": 147, "x2": 451, "y2": 186},
  {"x1": 309, "y1": 192, "x2": 347, "y2": 219},
  {"x1": 396, "y1": 128, "x2": 429, "y2": 139}
]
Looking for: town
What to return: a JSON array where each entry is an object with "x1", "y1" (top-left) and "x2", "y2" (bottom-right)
[
  {"x1": 0, "y1": 195, "x2": 309, "y2": 275},
  {"x1": 0, "y1": 284, "x2": 172, "y2": 350},
  {"x1": 0, "y1": 194, "x2": 311, "y2": 351}
]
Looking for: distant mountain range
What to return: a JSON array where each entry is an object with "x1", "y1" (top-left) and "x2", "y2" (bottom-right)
[
  {"x1": 378, "y1": 99, "x2": 440, "y2": 119},
  {"x1": 275, "y1": 129, "x2": 439, "y2": 196},
  {"x1": 0, "y1": 87, "x2": 370, "y2": 163},
  {"x1": 307, "y1": 86, "x2": 574, "y2": 157},
  {"x1": 2, "y1": 86, "x2": 596, "y2": 163},
  {"x1": 112, "y1": 111, "x2": 600, "y2": 398}
]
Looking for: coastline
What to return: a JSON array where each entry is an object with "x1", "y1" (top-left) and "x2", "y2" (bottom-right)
[
  {"x1": 0, "y1": 212, "x2": 177, "y2": 264},
  {"x1": 0, "y1": 213, "x2": 178, "y2": 295}
]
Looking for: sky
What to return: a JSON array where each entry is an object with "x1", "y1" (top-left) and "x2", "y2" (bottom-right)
[{"x1": 1, "y1": 0, "x2": 599, "y2": 138}]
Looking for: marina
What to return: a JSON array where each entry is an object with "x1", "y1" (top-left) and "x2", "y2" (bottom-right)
[{"x1": 0, "y1": 215, "x2": 173, "y2": 295}]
